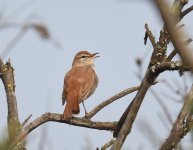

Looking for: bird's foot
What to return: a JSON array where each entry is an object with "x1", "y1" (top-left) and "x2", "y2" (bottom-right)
[{"x1": 84, "y1": 112, "x2": 90, "y2": 119}]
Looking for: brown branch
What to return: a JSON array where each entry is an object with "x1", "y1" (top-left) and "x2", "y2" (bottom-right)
[
  {"x1": 101, "y1": 138, "x2": 115, "y2": 150},
  {"x1": 111, "y1": 9, "x2": 173, "y2": 147},
  {"x1": 181, "y1": 4, "x2": 193, "y2": 19},
  {"x1": 113, "y1": 61, "x2": 182, "y2": 137},
  {"x1": 112, "y1": 70, "x2": 157, "y2": 149},
  {"x1": 0, "y1": 58, "x2": 3, "y2": 69},
  {"x1": 87, "y1": 81, "x2": 158, "y2": 120},
  {"x1": 22, "y1": 114, "x2": 32, "y2": 126},
  {"x1": 159, "y1": 84, "x2": 193, "y2": 150},
  {"x1": 167, "y1": 38, "x2": 192, "y2": 61},
  {"x1": 112, "y1": 60, "x2": 184, "y2": 149},
  {"x1": 0, "y1": 58, "x2": 26, "y2": 149},
  {"x1": 153, "y1": 61, "x2": 183, "y2": 74},
  {"x1": 111, "y1": 60, "x2": 186, "y2": 149},
  {"x1": 86, "y1": 85, "x2": 140, "y2": 119},
  {"x1": 167, "y1": 49, "x2": 178, "y2": 61},
  {"x1": 144, "y1": 23, "x2": 157, "y2": 48},
  {"x1": 0, "y1": 59, "x2": 19, "y2": 134},
  {"x1": 156, "y1": 0, "x2": 193, "y2": 72},
  {"x1": 172, "y1": 0, "x2": 188, "y2": 21},
  {"x1": 14, "y1": 112, "x2": 117, "y2": 146}
]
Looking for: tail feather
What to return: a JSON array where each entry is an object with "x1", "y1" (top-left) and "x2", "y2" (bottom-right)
[
  {"x1": 63, "y1": 102, "x2": 73, "y2": 119},
  {"x1": 72, "y1": 99, "x2": 79, "y2": 114},
  {"x1": 63, "y1": 89, "x2": 80, "y2": 119}
]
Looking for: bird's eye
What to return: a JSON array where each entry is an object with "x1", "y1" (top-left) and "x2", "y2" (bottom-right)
[{"x1": 81, "y1": 55, "x2": 86, "y2": 58}]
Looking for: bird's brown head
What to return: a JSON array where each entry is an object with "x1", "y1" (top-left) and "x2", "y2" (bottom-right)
[{"x1": 72, "y1": 50, "x2": 99, "y2": 68}]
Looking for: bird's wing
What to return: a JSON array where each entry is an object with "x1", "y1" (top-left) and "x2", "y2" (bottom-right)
[
  {"x1": 62, "y1": 92, "x2": 65, "y2": 105},
  {"x1": 62, "y1": 67, "x2": 83, "y2": 105}
]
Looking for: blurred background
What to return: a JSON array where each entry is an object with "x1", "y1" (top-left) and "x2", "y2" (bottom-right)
[{"x1": 0, "y1": 0, "x2": 193, "y2": 149}]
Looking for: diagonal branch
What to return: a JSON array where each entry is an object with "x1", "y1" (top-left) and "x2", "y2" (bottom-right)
[
  {"x1": 101, "y1": 138, "x2": 116, "y2": 150},
  {"x1": 86, "y1": 85, "x2": 140, "y2": 119},
  {"x1": 181, "y1": 4, "x2": 193, "y2": 19},
  {"x1": 112, "y1": 70, "x2": 158, "y2": 149},
  {"x1": 159, "y1": 84, "x2": 193, "y2": 150},
  {"x1": 144, "y1": 23, "x2": 157, "y2": 48},
  {"x1": 111, "y1": 13, "x2": 173, "y2": 147},
  {"x1": 167, "y1": 38, "x2": 192, "y2": 61},
  {"x1": 112, "y1": 61, "x2": 185, "y2": 149},
  {"x1": 156, "y1": 0, "x2": 193, "y2": 72}
]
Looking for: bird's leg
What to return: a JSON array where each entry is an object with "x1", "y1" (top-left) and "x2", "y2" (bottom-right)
[{"x1": 82, "y1": 102, "x2": 88, "y2": 118}]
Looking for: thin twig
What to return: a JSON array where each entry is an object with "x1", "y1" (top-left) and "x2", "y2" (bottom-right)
[
  {"x1": 181, "y1": 5, "x2": 193, "y2": 19},
  {"x1": 144, "y1": 23, "x2": 157, "y2": 48},
  {"x1": 86, "y1": 86, "x2": 140, "y2": 119},
  {"x1": 150, "y1": 89, "x2": 173, "y2": 124},
  {"x1": 22, "y1": 114, "x2": 32, "y2": 126},
  {"x1": 101, "y1": 138, "x2": 116, "y2": 150},
  {"x1": 167, "y1": 38, "x2": 192, "y2": 61}
]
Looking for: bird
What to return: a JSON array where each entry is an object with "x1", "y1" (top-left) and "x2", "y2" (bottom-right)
[{"x1": 62, "y1": 50, "x2": 99, "y2": 119}]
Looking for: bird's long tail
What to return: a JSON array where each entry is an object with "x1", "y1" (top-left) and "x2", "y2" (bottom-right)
[{"x1": 63, "y1": 87, "x2": 80, "y2": 119}]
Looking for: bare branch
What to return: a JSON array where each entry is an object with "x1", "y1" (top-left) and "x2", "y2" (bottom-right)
[
  {"x1": 112, "y1": 70, "x2": 157, "y2": 149},
  {"x1": 153, "y1": 61, "x2": 183, "y2": 74},
  {"x1": 14, "y1": 112, "x2": 117, "y2": 146},
  {"x1": 144, "y1": 23, "x2": 157, "y2": 48},
  {"x1": 167, "y1": 49, "x2": 178, "y2": 61},
  {"x1": 86, "y1": 85, "x2": 140, "y2": 119},
  {"x1": 159, "y1": 84, "x2": 193, "y2": 150},
  {"x1": 156, "y1": 0, "x2": 193, "y2": 72},
  {"x1": 167, "y1": 38, "x2": 192, "y2": 61},
  {"x1": 112, "y1": 20, "x2": 171, "y2": 149},
  {"x1": 112, "y1": 60, "x2": 184, "y2": 140},
  {"x1": 101, "y1": 138, "x2": 115, "y2": 150},
  {"x1": 111, "y1": 59, "x2": 189, "y2": 149},
  {"x1": 0, "y1": 59, "x2": 19, "y2": 129},
  {"x1": 3, "y1": 60, "x2": 18, "y2": 119},
  {"x1": 0, "y1": 58, "x2": 26, "y2": 149},
  {"x1": 0, "y1": 58, "x2": 3, "y2": 68},
  {"x1": 181, "y1": 5, "x2": 193, "y2": 19},
  {"x1": 22, "y1": 114, "x2": 32, "y2": 126}
]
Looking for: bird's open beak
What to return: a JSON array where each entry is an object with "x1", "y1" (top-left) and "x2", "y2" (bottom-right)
[{"x1": 91, "y1": 52, "x2": 100, "y2": 58}]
